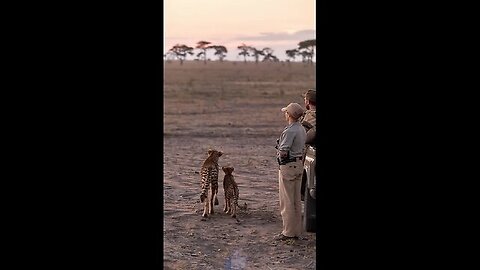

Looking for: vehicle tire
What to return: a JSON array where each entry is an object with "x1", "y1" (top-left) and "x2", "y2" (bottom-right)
[{"x1": 303, "y1": 185, "x2": 316, "y2": 232}]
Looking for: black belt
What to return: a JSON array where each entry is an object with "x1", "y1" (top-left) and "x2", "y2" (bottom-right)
[{"x1": 277, "y1": 156, "x2": 303, "y2": 165}]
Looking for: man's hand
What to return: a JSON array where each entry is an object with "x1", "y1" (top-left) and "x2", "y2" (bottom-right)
[{"x1": 277, "y1": 150, "x2": 289, "y2": 166}]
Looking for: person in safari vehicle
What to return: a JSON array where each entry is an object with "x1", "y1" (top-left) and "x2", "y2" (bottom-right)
[{"x1": 300, "y1": 89, "x2": 316, "y2": 145}]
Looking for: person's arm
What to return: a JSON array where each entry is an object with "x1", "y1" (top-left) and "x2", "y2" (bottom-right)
[
  {"x1": 302, "y1": 112, "x2": 315, "y2": 129},
  {"x1": 305, "y1": 126, "x2": 316, "y2": 145},
  {"x1": 302, "y1": 120, "x2": 313, "y2": 131}
]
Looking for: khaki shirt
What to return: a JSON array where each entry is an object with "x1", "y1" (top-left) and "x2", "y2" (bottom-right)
[
  {"x1": 301, "y1": 109, "x2": 316, "y2": 130},
  {"x1": 301, "y1": 110, "x2": 316, "y2": 145}
]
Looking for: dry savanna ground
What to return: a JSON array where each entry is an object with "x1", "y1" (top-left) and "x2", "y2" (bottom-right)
[{"x1": 163, "y1": 60, "x2": 316, "y2": 269}]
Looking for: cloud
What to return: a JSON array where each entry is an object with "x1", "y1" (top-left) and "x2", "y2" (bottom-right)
[{"x1": 234, "y1": 29, "x2": 315, "y2": 41}]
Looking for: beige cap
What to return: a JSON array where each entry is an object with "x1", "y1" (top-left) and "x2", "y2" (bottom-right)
[
  {"x1": 281, "y1": 103, "x2": 305, "y2": 119},
  {"x1": 302, "y1": 89, "x2": 316, "y2": 103}
]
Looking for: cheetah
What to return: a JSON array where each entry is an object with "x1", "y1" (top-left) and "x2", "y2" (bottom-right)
[
  {"x1": 222, "y1": 166, "x2": 247, "y2": 219},
  {"x1": 200, "y1": 149, "x2": 223, "y2": 218}
]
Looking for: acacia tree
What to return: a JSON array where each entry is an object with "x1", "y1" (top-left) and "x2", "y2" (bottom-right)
[
  {"x1": 168, "y1": 44, "x2": 194, "y2": 65},
  {"x1": 298, "y1": 39, "x2": 316, "y2": 64},
  {"x1": 285, "y1": 49, "x2": 299, "y2": 62},
  {"x1": 237, "y1": 44, "x2": 251, "y2": 63},
  {"x1": 261, "y1": 47, "x2": 278, "y2": 62},
  {"x1": 195, "y1": 41, "x2": 212, "y2": 64},
  {"x1": 248, "y1": 46, "x2": 264, "y2": 64},
  {"x1": 298, "y1": 50, "x2": 312, "y2": 63},
  {"x1": 209, "y1": 45, "x2": 228, "y2": 61}
]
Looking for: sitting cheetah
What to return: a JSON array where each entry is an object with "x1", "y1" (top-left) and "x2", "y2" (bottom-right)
[{"x1": 222, "y1": 166, "x2": 247, "y2": 218}]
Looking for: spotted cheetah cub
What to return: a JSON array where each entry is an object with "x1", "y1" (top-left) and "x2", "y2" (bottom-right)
[{"x1": 222, "y1": 166, "x2": 247, "y2": 218}]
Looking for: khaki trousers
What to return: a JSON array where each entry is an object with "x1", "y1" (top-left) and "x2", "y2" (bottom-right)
[{"x1": 278, "y1": 160, "x2": 303, "y2": 237}]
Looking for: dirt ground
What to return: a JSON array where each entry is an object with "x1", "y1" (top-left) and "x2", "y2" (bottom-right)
[{"x1": 163, "y1": 60, "x2": 316, "y2": 269}]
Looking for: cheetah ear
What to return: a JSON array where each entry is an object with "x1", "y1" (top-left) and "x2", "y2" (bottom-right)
[
  {"x1": 207, "y1": 149, "x2": 213, "y2": 155},
  {"x1": 230, "y1": 167, "x2": 234, "y2": 172},
  {"x1": 218, "y1": 151, "x2": 223, "y2": 157},
  {"x1": 222, "y1": 166, "x2": 226, "y2": 172}
]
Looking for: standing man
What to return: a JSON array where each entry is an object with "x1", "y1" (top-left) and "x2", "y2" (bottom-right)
[
  {"x1": 275, "y1": 102, "x2": 306, "y2": 240},
  {"x1": 301, "y1": 89, "x2": 316, "y2": 145}
]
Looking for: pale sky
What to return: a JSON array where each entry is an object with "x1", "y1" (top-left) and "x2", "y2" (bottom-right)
[{"x1": 164, "y1": 0, "x2": 315, "y2": 61}]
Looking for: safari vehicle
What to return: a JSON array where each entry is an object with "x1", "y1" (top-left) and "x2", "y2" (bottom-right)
[{"x1": 302, "y1": 145, "x2": 316, "y2": 232}]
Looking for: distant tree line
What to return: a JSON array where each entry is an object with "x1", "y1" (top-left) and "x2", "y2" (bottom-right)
[
  {"x1": 164, "y1": 39, "x2": 316, "y2": 65},
  {"x1": 285, "y1": 39, "x2": 316, "y2": 64}
]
